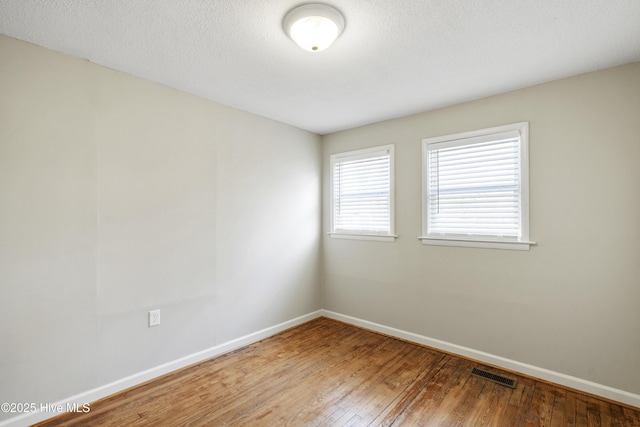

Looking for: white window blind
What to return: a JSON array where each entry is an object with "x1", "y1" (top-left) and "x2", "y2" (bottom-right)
[
  {"x1": 422, "y1": 122, "x2": 531, "y2": 250},
  {"x1": 330, "y1": 145, "x2": 394, "y2": 239}
]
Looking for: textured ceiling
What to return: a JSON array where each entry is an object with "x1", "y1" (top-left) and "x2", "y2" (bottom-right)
[{"x1": 1, "y1": 1, "x2": 640, "y2": 135}]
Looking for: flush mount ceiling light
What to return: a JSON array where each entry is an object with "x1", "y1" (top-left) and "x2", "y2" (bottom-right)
[{"x1": 284, "y1": 3, "x2": 345, "y2": 52}]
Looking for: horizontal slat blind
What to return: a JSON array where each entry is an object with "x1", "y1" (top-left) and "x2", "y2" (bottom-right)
[
  {"x1": 333, "y1": 150, "x2": 390, "y2": 234},
  {"x1": 427, "y1": 135, "x2": 521, "y2": 239}
]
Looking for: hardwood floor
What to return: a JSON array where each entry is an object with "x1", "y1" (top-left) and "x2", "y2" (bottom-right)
[{"x1": 36, "y1": 317, "x2": 640, "y2": 426}]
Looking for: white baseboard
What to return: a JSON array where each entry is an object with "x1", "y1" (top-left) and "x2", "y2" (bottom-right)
[
  {"x1": 321, "y1": 309, "x2": 640, "y2": 409},
  {"x1": 3, "y1": 308, "x2": 636, "y2": 427},
  {"x1": 0, "y1": 310, "x2": 323, "y2": 427}
]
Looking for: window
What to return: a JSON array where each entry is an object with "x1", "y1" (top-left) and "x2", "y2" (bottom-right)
[
  {"x1": 421, "y1": 122, "x2": 533, "y2": 250},
  {"x1": 330, "y1": 145, "x2": 395, "y2": 242}
]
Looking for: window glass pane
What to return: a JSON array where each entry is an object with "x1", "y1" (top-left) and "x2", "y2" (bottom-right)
[
  {"x1": 331, "y1": 145, "x2": 394, "y2": 237},
  {"x1": 428, "y1": 138, "x2": 520, "y2": 238}
]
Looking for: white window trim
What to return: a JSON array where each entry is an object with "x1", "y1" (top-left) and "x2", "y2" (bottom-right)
[
  {"x1": 419, "y1": 122, "x2": 535, "y2": 250},
  {"x1": 329, "y1": 144, "x2": 397, "y2": 242}
]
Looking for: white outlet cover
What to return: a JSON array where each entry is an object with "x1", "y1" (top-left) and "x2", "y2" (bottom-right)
[{"x1": 149, "y1": 309, "x2": 160, "y2": 327}]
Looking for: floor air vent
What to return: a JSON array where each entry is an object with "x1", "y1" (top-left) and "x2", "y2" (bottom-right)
[{"x1": 471, "y1": 367, "x2": 517, "y2": 388}]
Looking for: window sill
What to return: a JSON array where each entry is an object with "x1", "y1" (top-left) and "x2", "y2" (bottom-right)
[
  {"x1": 328, "y1": 232, "x2": 398, "y2": 242},
  {"x1": 418, "y1": 236, "x2": 536, "y2": 251}
]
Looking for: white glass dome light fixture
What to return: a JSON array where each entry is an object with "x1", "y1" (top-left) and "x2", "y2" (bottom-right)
[{"x1": 284, "y1": 3, "x2": 345, "y2": 52}]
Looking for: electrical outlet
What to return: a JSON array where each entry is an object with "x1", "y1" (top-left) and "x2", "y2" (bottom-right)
[{"x1": 149, "y1": 309, "x2": 160, "y2": 327}]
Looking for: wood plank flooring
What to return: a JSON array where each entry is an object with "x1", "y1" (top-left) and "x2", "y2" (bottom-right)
[{"x1": 36, "y1": 317, "x2": 640, "y2": 426}]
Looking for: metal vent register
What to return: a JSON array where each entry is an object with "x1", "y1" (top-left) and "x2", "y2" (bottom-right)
[{"x1": 471, "y1": 367, "x2": 518, "y2": 388}]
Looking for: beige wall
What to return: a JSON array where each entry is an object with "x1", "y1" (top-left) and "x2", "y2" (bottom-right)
[
  {"x1": 1, "y1": 32, "x2": 639, "y2": 421},
  {"x1": 322, "y1": 62, "x2": 640, "y2": 395},
  {"x1": 0, "y1": 35, "x2": 321, "y2": 418}
]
